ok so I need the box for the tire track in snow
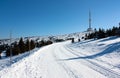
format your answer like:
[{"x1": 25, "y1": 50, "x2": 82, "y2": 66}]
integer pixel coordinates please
[
  {"x1": 52, "y1": 45, "x2": 82, "y2": 78},
  {"x1": 64, "y1": 45, "x2": 120, "y2": 78}
]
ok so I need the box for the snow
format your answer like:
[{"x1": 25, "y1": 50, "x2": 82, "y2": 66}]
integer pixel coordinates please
[
  {"x1": 1, "y1": 51, "x2": 6, "y2": 57},
  {"x1": 0, "y1": 31, "x2": 87, "y2": 45},
  {"x1": 0, "y1": 36, "x2": 120, "y2": 78},
  {"x1": 0, "y1": 48, "x2": 39, "y2": 71}
]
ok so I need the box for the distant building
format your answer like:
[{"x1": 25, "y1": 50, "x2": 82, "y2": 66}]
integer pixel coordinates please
[{"x1": 87, "y1": 10, "x2": 93, "y2": 32}]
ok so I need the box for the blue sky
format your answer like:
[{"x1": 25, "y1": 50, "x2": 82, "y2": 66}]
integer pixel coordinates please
[{"x1": 0, "y1": 0, "x2": 120, "y2": 39}]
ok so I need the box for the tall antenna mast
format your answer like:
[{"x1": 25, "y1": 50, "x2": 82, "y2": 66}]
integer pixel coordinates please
[
  {"x1": 89, "y1": 10, "x2": 91, "y2": 29},
  {"x1": 87, "y1": 9, "x2": 93, "y2": 32}
]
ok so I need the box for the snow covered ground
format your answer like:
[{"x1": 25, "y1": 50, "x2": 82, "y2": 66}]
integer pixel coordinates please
[
  {"x1": 0, "y1": 31, "x2": 87, "y2": 45},
  {"x1": 0, "y1": 36, "x2": 120, "y2": 78},
  {"x1": 0, "y1": 48, "x2": 39, "y2": 71}
]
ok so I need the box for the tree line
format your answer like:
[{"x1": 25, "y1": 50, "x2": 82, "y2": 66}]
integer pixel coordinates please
[
  {"x1": 70, "y1": 24, "x2": 120, "y2": 43},
  {"x1": 85, "y1": 26, "x2": 120, "y2": 40},
  {"x1": 0, "y1": 37, "x2": 53, "y2": 58}
]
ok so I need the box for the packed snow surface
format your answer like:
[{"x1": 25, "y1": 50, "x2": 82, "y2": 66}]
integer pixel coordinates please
[{"x1": 0, "y1": 36, "x2": 120, "y2": 78}]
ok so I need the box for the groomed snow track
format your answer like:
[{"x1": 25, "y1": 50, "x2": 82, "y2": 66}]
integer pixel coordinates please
[{"x1": 0, "y1": 40, "x2": 120, "y2": 78}]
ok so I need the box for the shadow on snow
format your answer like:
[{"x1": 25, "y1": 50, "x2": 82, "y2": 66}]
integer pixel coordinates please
[
  {"x1": 99, "y1": 36, "x2": 118, "y2": 42},
  {"x1": 63, "y1": 42, "x2": 120, "y2": 61}
]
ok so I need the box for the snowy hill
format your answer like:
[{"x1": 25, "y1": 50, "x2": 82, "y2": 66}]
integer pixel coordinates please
[
  {"x1": 0, "y1": 31, "x2": 87, "y2": 45},
  {"x1": 0, "y1": 48, "x2": 39, "y2": 71},
  {"x1": 0, "y1": 36, "x2": 120, "y2": 78}
]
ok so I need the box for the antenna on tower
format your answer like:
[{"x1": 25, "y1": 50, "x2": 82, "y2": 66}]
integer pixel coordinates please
[
  {"x1": 87, "y1": 9, "x2": 93, "y2": 32},
  {"x1": 89, "y1": 9, "x2": 91, "y2": 29}
]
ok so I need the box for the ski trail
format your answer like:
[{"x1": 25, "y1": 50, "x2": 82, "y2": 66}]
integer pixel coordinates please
[
  {"x1": 52, "y1": 43, "x2": 107, "y2": 78},
  {"x1": 0, "y1": 41, "x2": 119, "y2": 78},
  {"x1": 64, "y1": 44, "x2": 120, "y2": 78},
  {"x1": 52, "y1": 44, "x2": 83, "y2": 78}
]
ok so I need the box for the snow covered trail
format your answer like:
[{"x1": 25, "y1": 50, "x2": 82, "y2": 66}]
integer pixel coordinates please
[
  {"x1": 62, "y1": 45, "x2": 120, "y2": 78},
  {"x1": 0, "y1": 39, "x2": 120, "y2": 78},
  {"x1": 0, "y1": 42, "x2": 75, "y2": 78}
]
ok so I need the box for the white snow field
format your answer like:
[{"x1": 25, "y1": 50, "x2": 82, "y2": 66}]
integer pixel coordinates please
[{"x1": 0, "y1": 36, "x2": 120, "y2": 78}]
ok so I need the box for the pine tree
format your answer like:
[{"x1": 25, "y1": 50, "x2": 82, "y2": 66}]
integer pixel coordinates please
[
  {"x1": 46, "y1": 40, "x2": 53, "y2": 45},
  {"x1": 97, "y1": 28, "x2": 105, "y2": 39},
  {"x1": 36, "y1": 42, "x2": 40, "y2": 48},
  {"x1": 18, "y1": 37, "x2": 26, "y2": 53},
  {"x1": 12, "y1": 42, "x2": 20, "y2": 55},
  {"x1": 25, "y1": 39, "x2": 30, "y2": 51},
  {"x1": 30, "y1": 40, "x2": 35, "y2": 50},
  {"x1": 6, "y1": 47, "x2": 10, "y2": 57},
  {"x1": 117, "y1": 23, "x2": 120, "y2": 36},
  {"x1": 94, "y1": 28, "x2": 98, "y2": 39},
  {"x1": 78, "y1": 39, "x2": 80, "y2": 42},
  {"x1": 71, "y1": 38, "x2": 74, "y2": 43},
  {"x1": 111, "y1": 26, "x2": 117, "y2": 36},
  {"x1": 85, "y1": 34, "x2": 88, "y2": 40},
  {"x1": 40, "y1": 40, "x2": 45, "y2": 47}
]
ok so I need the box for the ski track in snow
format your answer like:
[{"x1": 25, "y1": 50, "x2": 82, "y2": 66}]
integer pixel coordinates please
[
  {"x1": 53, "y1": 45, "x2": 83, "y2": 78},
  {"x1": 0, "y1": 37, "x2": 120, "y2": 78},
  {"x1": 63, "y1": 44, "x2": 120, "y2": 78},
  {"x1": 52, "y1": 43, "x2": 107, "y2": 78}
]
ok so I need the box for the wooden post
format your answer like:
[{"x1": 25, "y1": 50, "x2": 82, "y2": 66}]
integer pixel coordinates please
[{"x1": 10, "y1": 31, "x2": 12, "y2": 64}]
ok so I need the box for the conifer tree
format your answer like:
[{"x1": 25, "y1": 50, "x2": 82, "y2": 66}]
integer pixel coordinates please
[
  {"x1": 46, "y1": 40, "x2": 53, "y2": 45},
  {"x1": 40, "y1": 40, "x2": 45, "y2": 47},
  {"x1": 85, "y1": 34, "x2": 88, "y2": 40},
  {"x1": 78, "y1": 39, "x2": 80, "y2": 42},
  {"x1": 18, "y1": 37, "x2": 26, "y2": 53},
  {"x1": 36, "y1": 42, "x2": 40, "y2": 48},
  {"x1": 97, "y1": 28, "x2": 105, "y2": 39},
  {"x1": 12, "y1": 42, "x2": 20, "y2": 55},
  {"x1": 71, "y1": 38, "x2": 74, "y2": 43},
  {"x1": 26, "y1": 39, "x2": 30, "y2": 51},
  {"x1": 30, "y1": 40, "x2": 35, "y2": 50},
  {"x1": 6, "y1": 47, "x2": 10, "y2": 57}
]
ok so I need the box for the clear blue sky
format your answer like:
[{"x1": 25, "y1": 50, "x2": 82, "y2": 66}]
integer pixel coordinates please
[{"x1": 0, "y1": 0, "x2": 120, "y2": 39}]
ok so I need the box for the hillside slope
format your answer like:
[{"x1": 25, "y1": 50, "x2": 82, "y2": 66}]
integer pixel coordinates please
[
  {"x1": 0, "y1": 31, "x2": 87, "y2": 45},
  {"x1": 0, "y1": 36, "x2": 120, "y2": 78}
]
